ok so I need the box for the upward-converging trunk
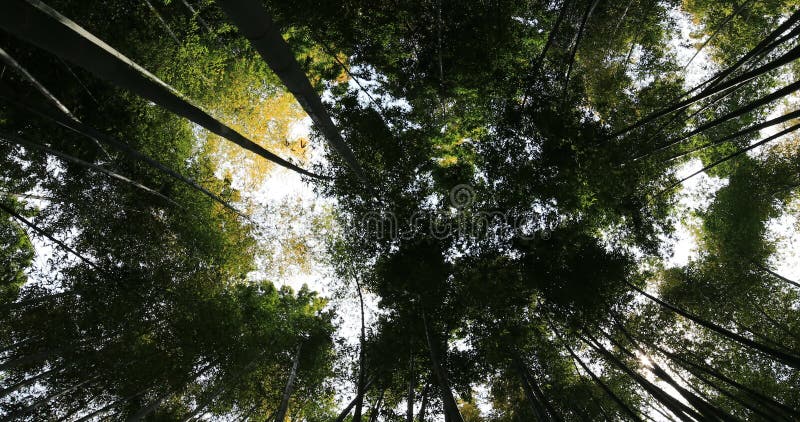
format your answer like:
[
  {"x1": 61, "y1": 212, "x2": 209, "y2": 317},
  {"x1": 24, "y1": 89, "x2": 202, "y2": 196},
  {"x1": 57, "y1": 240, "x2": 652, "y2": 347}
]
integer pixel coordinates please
[
  {"x1": 534, "y1": 0, "x2": 571, "y2": 68},
  {"x1": 549, "y1": 323, "x2": 643, "y2": 422},
  {"x1": 591, "y1": 330, "x2": 731, "y2": 421},
  {"x1": 275, "y1": 343, "x2": 303, "y2": 422},
  {"x1": 639, "y1": 17, "x2": 800, "y2": 149},
  {"x1": 686, "y1": 366, "x2": 791, "y2": 421},
  {"x1": 334, "y1": 378, "x2": 375, "y2": 422},
  {"x1": 179, "y1": 356, "x2": 264, "y2": 422},
  {"x1": 0, "y1": 202, "x2": 102, "y2": 273},
  {"x1": 6, "y1": 375, "x2": 99, "y2": 421},
  {"x1": 127, "y1": 358, "x2": 219, "y2": 421},
  {"x1": 661, "y1": 109, "x2": 800, "y2": 162},
  {"x1": 562, "y1": 0, "x2": 601, "y2": 99},
  {"x1": 0, "y1": 92, "x2": 249, "y2": 220},
  {"x1": 0, "y1": 0, "x2": 323, "y2": 179},
  {"x1": 667, "y1": 123, "x2": 800, "y2": 190},
  {"x1": 73, "y1": 387, "x2": 150, "y2": 422},
  {"x1": 0, "y1": 44, "x2": 117, "y2": 158},
  {"x1": 627, "y1": 281, "x2": 800, "y2": 369},
  {"x1": 0, "y1": 132, "x2": 179, "y2": 207},
  {"x1": 616, "y1": 39, "x2": 800, "y2": 136},
  {"x1": 754, "y1": 305, "x2": 800, "y2": 338},
  {"x1": 688, "y1": 9, "x2": 800, "y2": 97},
  {"x1": 407, "y1": 353, "x2": 415, "y2": 422},
  {"x1": 421, "y1": 309, "x2": 464, "y2": 422},
  {"x1": 352, "y1": 278, "x2": 367, "y2": 422},
  {"x1": 0, "y1": 46, "x2": 75, "y2": 120},
  {"x1": 141, "y1": 0, "x2": 179, "y2": 44},
  {"x1": 368, "y1": 389, "x2": 385, "y2": 422},
  {"x1": 216, "y1": 0, "x2": 368, "y2": 184},
  {"x1": 579, "y1": 335, "x2": 702, "y2": 422},
  {"x1": 512, "y1": 353, "x2": 553, "y2": 422},
  {"x1": 632, "y1": 75, "x2": 800, "y2": 163},
  {"x1": 0, "y1": 366, "x2": 61, "y2": 397},
  {"x1": 660, "y1": 78, "x2": 800, "y2": 153},
  {"x1": 754, "y1": 263, "x2": 800, "y2": 289},
  {"x1": 622, "y1": 323, "x2": 800, "y2": 422},
  {"x1": 418, "y1": 381, "x2": 431, "y2": 422},
  {"x1": 179, "y1": 0, "x2": 212, "y2": 35}
]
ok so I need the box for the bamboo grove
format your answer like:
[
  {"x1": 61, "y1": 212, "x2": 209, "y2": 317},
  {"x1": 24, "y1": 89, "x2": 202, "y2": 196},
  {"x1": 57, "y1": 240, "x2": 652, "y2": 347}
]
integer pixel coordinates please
[{"x1": 0, "y1": 0, "x2": 799, "y2": 420}]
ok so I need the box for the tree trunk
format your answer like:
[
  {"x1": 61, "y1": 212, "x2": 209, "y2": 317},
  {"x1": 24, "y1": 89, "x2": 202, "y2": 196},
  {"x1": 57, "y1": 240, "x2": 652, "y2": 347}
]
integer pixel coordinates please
[
  {"x1": 665, "y1": 78, "x2": 800, "y2": 150},
  {"x1": 0, "y1": 202, "x2": 103, "y2": 272},
  {"x1": 551, "y1": 324, "x2": 643, "y2": 422},
  {"x1": 534, "y1": 0, "x2": 570, "y2": 68},
  {"x1": 368, "y1": 389, "x2": 385, "y2": 422},
  {"x1": 616, "y1": 42, "x2": 800, "y2": 136},
  {"x1": 731, "y1": 319, "x2": 794, "y2": 355},
  {"x1": 141, "y1": 0, "x2": 179, "y2": 44},
  {"x1": 127, "y1": 359, "x2": 218, "y2": 421},
  {"x1": 612, "y1": 0, "x2": 634, "y2": 35},
  {"x1": 622, "y1": 325, "x2": 800, "y2": 421},
  {"x1": 333, "y1": 377, "x2": 374, "y2": 422},
  {"x1": 754, "y1": 262, "x2": 800, "y2": 289},
  {"x1": 579, "y1": 334, "x2": 702, "y2": 422},
  {"x1": 659, "y1": 108, "x2": 800, "y2": 163},
  {"x1": 668, "y1": 122, "x2": 800, "y2": 190},
  {"x1": 418, "y1": 381, "x2": 431, "y2": 422},
  {"x1": 0, "y1": 0, "x2": 323, "y2": 179},
  {"x1": 216, "y1": 0, "x2": 368, "y2": 184},
  {"x1": 562, "y1": 0, "x2": 601, "y2": 99},
  {"x1": 754, "y1": 305, "x2": 799, "y2": 338},
  {"x1": 0, "y1": 46, "x2": 75, "y2": 119},
  {"x1": 0, "y1": 44, "x2": 113, "y2": 158},
  {"x1": 179, "y1": 0, "x2": 212, "y2": 35},
  {"x1": 274, "y1": 343, "x2": 303, "y2": 422},
  {"x1": 648, "y1": 363, "x2": 732, "y2": 421},
  {"x1": 689, "y1": 10, "x2": 800, "y2": 96},
  {"x1": 0, "y1": 91, "x2": 248, "y2": 219},
  {"x1": 6, "y1": 375, "x2": 97, "y2": 420},
  {"x1": 74, "y1": 388, "x2": 149, "y2": 422},
  {"x1": 682, "y1": 0, "x2": 755, "y2": 70},
  {"x1": 512, "y1": 353, "x2": 551, "y2": 421},
  {"x1": 0, "y1": 337, "x2": 37, "y2": 355},
  {"x1": 180, "y1": 356, "x2": 264, "y2": 422},
  {"x1": 0, "y1": 131, "x2": 179, "y2": 207},
  {"x1": 595, "y1": 328, "x2": 731, "y2": 421},
  {"x1": 627, "y1": 281, "x2": 800, "y2": 368},
  {"x1": 407, "y1": 353, "x2": 415, "y2": 422},
  {"x1": 421, "y1": 309, "x2": 464, "y2": 422},
  {"x1": 0, "y1": 366, "x2": 60, "y2": 397},
  {"x1": 684, "y1": 363, "x2": 792, "y2": 421},
  {"x1": 353, "y1": 278, "x2": 367, "y2": 422}
]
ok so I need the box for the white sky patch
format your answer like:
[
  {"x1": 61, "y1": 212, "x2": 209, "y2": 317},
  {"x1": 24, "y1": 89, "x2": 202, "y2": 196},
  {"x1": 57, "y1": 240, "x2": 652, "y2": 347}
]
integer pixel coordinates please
[
  {"x1": 228, "y1": 105, "x2": 387, "y2": 407},
  {"x1": 473, "y1": 383, "x2": 493, "y2": 414},
  {"x1": 661, "y1": 159, "x2": 728, "y2": 268},
  {"x1": 512, "y1": 16, "x2": 539, "y2": 28},
  {"x1": 14, "y1": 158, "x2": 76, "y2": 294},
  {"x1": 669, "y1": 7, "x2": 715, "y2": 90},
  {"x1": 766, "y1": 210, "x2": 800, "y2": 281}
]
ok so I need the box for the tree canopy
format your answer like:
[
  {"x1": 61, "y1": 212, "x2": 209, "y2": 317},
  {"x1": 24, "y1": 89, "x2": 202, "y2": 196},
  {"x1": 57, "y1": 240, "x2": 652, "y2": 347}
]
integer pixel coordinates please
[{"x1": 1, "y1": 0, "x2": 799, "y2": 420}]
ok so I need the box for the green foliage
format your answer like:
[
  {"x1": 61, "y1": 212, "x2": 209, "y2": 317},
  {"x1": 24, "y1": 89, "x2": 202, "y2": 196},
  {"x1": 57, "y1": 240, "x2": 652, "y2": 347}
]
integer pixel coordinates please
[{"x1": 2, "y1": 0, "x2": 800, "y2": 420}]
